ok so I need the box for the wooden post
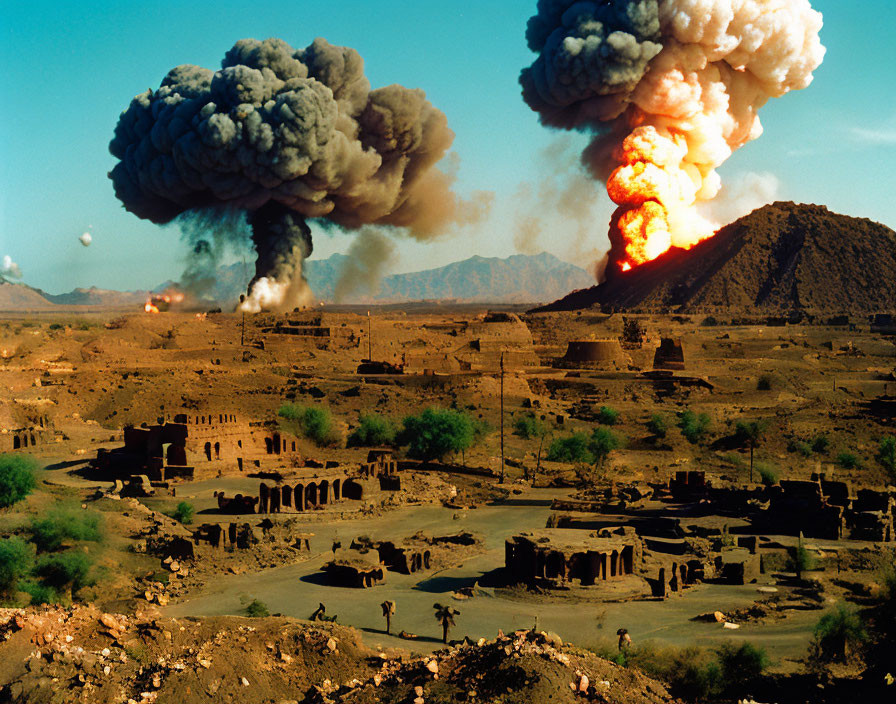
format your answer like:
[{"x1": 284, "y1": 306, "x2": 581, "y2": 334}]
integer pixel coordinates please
[
  {"x1": 367, "y1": 310, "x2": 372, "y2": 360},
  {"x1": 500, "y1": 351, "x2": 505, "y2": 484}
]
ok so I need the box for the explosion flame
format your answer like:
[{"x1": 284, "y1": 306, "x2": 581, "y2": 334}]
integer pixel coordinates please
[{"x1": 521, "y1": 0, "x2": 826, "y2": 274}]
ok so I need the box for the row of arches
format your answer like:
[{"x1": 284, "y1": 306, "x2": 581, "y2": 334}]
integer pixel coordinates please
[
  {"x1": 191, "y1": 413, "x2": 237, "y2": 425},
  {"x1": 12, "y1": 432, "x2": 37, "y2": 450},
  {"x1": 203, "y1": 441, "x2": 221, "y2": 461},
  {"x1": 259, "y1": 478, "x2": 360, "y2": 513},
  {"x1": 264, "y1": 433, "x2": 298, "y2": 455}
]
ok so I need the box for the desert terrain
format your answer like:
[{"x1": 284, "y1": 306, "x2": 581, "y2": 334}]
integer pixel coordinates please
[{"x1": 1, "y1": 297, "x2": 894, "y2": 703}]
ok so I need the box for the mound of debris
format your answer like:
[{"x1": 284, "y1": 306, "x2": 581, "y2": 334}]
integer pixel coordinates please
[
  {"x1": 0, "y1": 605, "x2": 377, "y2": 704},
  {"x1": 535, "y1": 202, "x2": 896, "y2": 315},
  {"x1": 312, "y1": 629, "x2": 674, "y2": 704}
]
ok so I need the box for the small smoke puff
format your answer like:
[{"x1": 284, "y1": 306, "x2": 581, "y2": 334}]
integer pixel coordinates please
[
  {"x1": 79, "y1": 232, "x2": 92, "y2": 247},
  {"x1": 1, "y1": 255, "x2": 22, "y2": 279}
]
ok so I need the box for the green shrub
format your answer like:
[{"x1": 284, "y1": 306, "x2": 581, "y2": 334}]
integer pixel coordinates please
[
  {"x1": 667, "y1": 647, "x2": 722, "y2": 701},
  {"x1": 755, "y1": 462, "x2": 779, "y2": 487},
  {"x1": 19, "y1": 581, "x2": 57, "y2": 605},
  {"x1": 546, "y1": 433, "x2": 593, "y2": 464},
  {"x1": 589, "y1": 427, "x2": 623, "y2": 467},
  {"x1": 813, "y1": 602, "x2": 867, "y2": 662},
  {"x1": 347, "y1": 414, "x2": 397, "y2": 447},
  {"x1": 646, "y1": 414, "x2": 668, "y2": 439},
  {"x1": 722, "y1": 452, "x2": 746, "y2": 469},
  {"x1": 836, "y1": 451, "x2": 861, "y2": 470},
  {"x1": 0, "y1": 454, "x2": 37, "y2": 508},
  {"x1": 278, "y1": 404, "x2": 340, "y2": 447},
  {"x1": 788, "y1": 545, "x2": 817, "y2": 579},
  {"x1": 596, "y1": 406, "x2": 619, "y2": 425},
  {"x1": 677, "y1": 410, "x2": 711, "y2": 445},
  {"x1": 513, "y1": 414, "x2": 547, "y2": 440},
  {"x1": 811, "y1": 434, "x2": 830, "y2": 454},
  {"x1": 33, "y1": 551, "x2": 93, "y2": 594},
  {"x1": 171, "y1": 502, "x2": 194, "y2": 526},
  {"x1": 399, "y1": 408, "x2": 478, "y2": 463},
  {"x1": 30, "y1": 509, "x2": 104, "y2": 552},
  {"x1": 876, "y1": 436, "x2": 896, "y2": 479},
  {"x1": 787, "y1": 439, "x2": 812, "y2": 457},
  {"x1": 757, "y1": 374, "x2": 774, "y2": 390},
  {"x1": 0, "y1": 537, "x2": 34, "y2": 597},
  {"x1": 701, "y1": 316, "x2": 719, "y2": 327},
  {"x1": 716, "y1": 642, "x2": 768, "y2": 691},
  {"x1": 245, "y1": 599, "x2": 270, "y2": 617}
]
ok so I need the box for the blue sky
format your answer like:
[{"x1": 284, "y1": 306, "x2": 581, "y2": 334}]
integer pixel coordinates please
[{"x1": 1, "y1": 0, "x2": 894, "y2": 294}]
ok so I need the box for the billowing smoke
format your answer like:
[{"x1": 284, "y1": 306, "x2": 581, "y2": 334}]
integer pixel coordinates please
[
  {"x1": 110, "y1": 37, "x2": 481, "y2": 311},
  {"x1": 1, "y1": 255, "x2": 22, "y2": 279},
  {"x1": 521, "y1": 0, "x2": 825, "y2": 275},
  {"x1": 333, "y1": 227, "x2": 397, "y2": 302},
  {"x1": 79, "y1": 232, "x2": 92, "y2": 247}
]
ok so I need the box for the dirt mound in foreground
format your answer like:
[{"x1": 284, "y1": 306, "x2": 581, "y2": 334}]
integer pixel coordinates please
[
  {"x1": 0, "y1": 606, "x2": 676, "y2": 703},
  {"x1": 535, "y1": 202, "x2": 896, "y2": 315}
]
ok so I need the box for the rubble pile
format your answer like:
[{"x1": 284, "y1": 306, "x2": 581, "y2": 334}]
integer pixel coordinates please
[{"x1": 309, "y1": 629, "x2": 674, "y2": 704}]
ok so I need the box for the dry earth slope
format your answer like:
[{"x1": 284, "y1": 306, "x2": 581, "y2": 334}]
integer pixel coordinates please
[{"x1": 535, "y1": 202, "x2": 896, "y2": 315}]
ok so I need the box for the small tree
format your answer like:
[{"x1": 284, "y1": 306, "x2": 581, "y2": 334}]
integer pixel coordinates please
[
  {"x1": 0, "y1": 537, "x2": 33, "y2": 599},
  {"x1": 811, "y1": 434, "x2": 830, "y2": 454},
  {"x1": 546, "y1": 433, "x2": 593, "y2": 464},
  {"x1": 596, "y1": 406, "x2": 619, "y2": 425},
  {"x1": 755, "y1": 462, "x2": 779, "y2": 487},
  {"x1": 589, "y1": 427, "x2": 623, "y2": 469},
  {"x1": 788, "y1": 544, "x2": 817, "y2": 580},
  {"x1": 245, "y1": 599, "x2": 270, "y2": 617},
  {"x1": 513, "y1": 414, "x2": 551, "y2": 482},
  {"x1": 433, "y1": 603, "x2": 459, "y2": 644},
  {"x1": 33, "y1": 551, "x2": 93, "y2": 598},
  {"x1": 836, "y1": 451, "x2": 861, "y2": 470},
  {"x1": 677, "y1": 410, "x2": 711, "y2": 445},
  {"x1": 399, "y1": 408, "x2": 477, "y2": 463},
  {"x1": 0, "y1": 454, "x2": 37, "y2": 508},
  {"x1": 278, "y1": 403, "x2": 340, "y2": 447},
  {"x1": 381, "y1": 600, "x2": 396, "y2": 635},
  {"x1": 646, "y1": 413, "x2": 668, "y2": 440},
  {"x1": 30, "y1": 509, "x2": 104, "y2": 552},
  {"x1": 735, "y1": 419, "x2": 769, "y2": 483},
  {"x1": 716, "y1": 642, "x2": 768, "y2": 692},
  {"x1": 813, "y1": 602, "x2": 867, "y2": 662},
  {"x1": 347, "y1": 414, "x2": 396, "y2": 447},
  {"x1": 876, "y1": 436, "x2": 896, "y2": 480},
  {"x1": 171, "y1": 502, "x2": 194, "y2": 525}
]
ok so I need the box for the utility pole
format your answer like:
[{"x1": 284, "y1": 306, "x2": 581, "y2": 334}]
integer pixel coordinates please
[
  {"x1": 500, "y1": 351, "x2": 505, "y2": 484},
  {"x1": 367, "y1": 310, "x2": 372, "y2": 360},
  {"x1": 239, "y1": 295, "x2": 246, "y2": 346}
]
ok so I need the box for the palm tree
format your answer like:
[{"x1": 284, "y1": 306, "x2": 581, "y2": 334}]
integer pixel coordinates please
[
  {"x1": 433, "y1": 603, "x2": 459, "y2": 644},
  {"x1": 735, "y1": 419, "x2": 769, "y2": 483},
  {"x1": 381, "y1": 600, "x2": 395, "y2": 635}
]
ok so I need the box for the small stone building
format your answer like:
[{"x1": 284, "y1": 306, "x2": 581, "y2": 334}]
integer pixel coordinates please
[{"x1": 505, "y1": 529, "x2": 641, "y2": 586}]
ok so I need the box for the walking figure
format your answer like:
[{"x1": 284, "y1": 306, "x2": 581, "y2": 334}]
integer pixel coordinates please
[{"x1": 617, "y1": 628, "x2": 632, "y2": 651}]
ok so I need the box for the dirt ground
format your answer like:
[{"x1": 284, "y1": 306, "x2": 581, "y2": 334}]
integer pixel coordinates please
[{"x1": 1, "y1": 306, "x2": 894, "y2": 702}]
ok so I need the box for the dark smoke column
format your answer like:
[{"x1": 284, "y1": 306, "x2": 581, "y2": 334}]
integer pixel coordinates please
[{"x1": 109, "y1": 37, "x2": 467, "y2": 312}]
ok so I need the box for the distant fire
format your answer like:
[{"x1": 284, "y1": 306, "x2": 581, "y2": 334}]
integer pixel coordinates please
[{"x1": 143, "y1": 291, "x2": 184, "y2": 314}]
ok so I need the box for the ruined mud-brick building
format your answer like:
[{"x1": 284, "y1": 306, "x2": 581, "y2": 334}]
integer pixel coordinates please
[
  {"x1": 556, "y1": 339, "x2": 629, "y2": 369},
  {"x1": 653, "y1": 338, "x2": 685, "y2": 371},
  {"x1": 404, "y1": 312, "x2": 539, "y2": 373},
  {"x1": 0, "y1": 410, "x2": 55, "y2": 453},
  {"x1": 324, "y1": 557, "x2": 384, "y2": 588},
  {"x1": 258, "y1": 450, "x2": 400, "y2": 514},
  {"x1": 93, "y1": 412, "x2": 302, "y2": 482},
  {"x1": 505, "y1": 529, "x2": 641, "y2": 586}
]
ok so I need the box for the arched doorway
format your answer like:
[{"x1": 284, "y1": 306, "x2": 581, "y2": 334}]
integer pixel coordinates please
[
  {"x1": 294, "y1": 484, "x2": 304, "y2": 511},
  {"x1": 281, "y1": 485, "x2": 292, "y2": 509},
  {"x1": 204, "y1": 442, "x2": 212, "y2": 461},
  {"x1": 305, "y1": 483, "x2": 318, "y2": 508},
  {"x1": 214, "y1": 441, "x2": 220, "y2": 459},
  {"x1": 319, "y1": 480, "x2": 329, "y2": 505}
]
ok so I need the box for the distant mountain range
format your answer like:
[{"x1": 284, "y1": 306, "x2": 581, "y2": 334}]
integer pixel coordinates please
[{"x1": 0, "y1": 252, "x2": 595, "y2": 310}]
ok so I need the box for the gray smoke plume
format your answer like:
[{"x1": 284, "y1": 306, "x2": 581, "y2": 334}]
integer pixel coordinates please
[
  {"x1": 521, "y1": 0, "x2": 662, "y2": 127},
  {"x1": 333, "y1": 227, "x2": 397, "y2": 302},
  {"x1": 110, "y1": 37, "x2": 480, "y2": 311}
]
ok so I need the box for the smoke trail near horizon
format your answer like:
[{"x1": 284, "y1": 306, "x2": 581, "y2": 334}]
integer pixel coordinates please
[
  {"x1": 2, "y1": 255, "x2": 22, "y2": 279},
  {"x1": 521, "y1": 0, "x2": 826, "y2": 275},
  {"x1": 110, "y1": 37, "x2": 486, "y2": 311}
]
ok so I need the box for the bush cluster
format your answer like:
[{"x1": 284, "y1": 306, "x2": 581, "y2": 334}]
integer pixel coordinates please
[
  {"x1": 0, "y1": 454, "x2": 37, "y2": 508},
  {"x1": 347, "y1": 414, "x2": 397, "y2": 447},
  {"x1": 278, "y1": 403, "x2": 340, "y2": 447}
]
